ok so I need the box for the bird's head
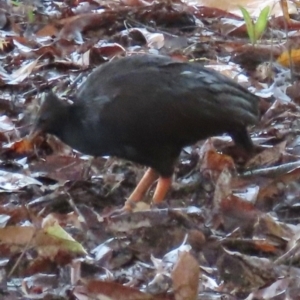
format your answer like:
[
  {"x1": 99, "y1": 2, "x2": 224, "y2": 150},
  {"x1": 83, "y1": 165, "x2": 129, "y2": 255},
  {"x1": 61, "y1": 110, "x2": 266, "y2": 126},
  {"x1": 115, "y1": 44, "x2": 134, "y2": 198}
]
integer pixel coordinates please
[{"x1": 30, "y1": 91, "x2": 70, "y2": 139}]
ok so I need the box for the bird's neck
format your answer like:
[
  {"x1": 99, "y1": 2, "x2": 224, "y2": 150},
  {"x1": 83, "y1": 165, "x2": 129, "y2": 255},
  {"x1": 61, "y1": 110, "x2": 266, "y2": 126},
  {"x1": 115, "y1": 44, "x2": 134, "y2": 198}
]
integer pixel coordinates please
[{"x1": 57, "y1": 105, "x2": 108, "y2": 156}]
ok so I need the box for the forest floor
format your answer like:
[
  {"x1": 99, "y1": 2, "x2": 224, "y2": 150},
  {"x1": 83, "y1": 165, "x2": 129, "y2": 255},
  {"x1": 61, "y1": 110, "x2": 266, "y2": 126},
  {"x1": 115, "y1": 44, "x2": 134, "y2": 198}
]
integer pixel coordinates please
[{"x1": 1, "y1": 0, "x2": 300, "y2": 299}]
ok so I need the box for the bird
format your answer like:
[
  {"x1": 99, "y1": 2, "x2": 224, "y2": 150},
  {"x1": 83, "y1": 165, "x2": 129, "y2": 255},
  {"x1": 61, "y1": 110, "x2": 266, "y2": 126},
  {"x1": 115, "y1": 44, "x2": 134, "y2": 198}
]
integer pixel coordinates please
[{"x1": 31, "y1": 54, "x2": 259, "y2": 211}]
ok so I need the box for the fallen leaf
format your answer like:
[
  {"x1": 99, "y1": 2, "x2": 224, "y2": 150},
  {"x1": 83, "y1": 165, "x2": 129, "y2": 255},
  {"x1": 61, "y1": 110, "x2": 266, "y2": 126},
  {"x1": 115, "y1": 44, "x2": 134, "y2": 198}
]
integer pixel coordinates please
[{"x1": 172, "y1": 251, "x2": 199, "y2": 300}]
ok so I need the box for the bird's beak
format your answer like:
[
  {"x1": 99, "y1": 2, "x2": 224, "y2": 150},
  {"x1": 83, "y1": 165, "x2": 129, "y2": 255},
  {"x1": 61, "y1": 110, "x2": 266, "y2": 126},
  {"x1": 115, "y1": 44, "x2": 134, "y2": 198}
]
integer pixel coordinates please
[{"x1": 28, "y1": 126, "x2": 42, "y2": 142}]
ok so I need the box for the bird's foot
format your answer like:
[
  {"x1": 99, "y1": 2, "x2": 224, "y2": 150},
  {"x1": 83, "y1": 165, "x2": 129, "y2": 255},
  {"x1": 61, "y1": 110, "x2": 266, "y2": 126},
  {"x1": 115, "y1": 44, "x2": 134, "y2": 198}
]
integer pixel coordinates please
[
  {"x1": 123, "y1": 198, "x2": 138, "y2": 211},
  {"x1": 150, "y1": 201, "x2": 169, "y2": 210},
  {"x1": 102, "y1": 199, "x2": 138, "y2": 219}
]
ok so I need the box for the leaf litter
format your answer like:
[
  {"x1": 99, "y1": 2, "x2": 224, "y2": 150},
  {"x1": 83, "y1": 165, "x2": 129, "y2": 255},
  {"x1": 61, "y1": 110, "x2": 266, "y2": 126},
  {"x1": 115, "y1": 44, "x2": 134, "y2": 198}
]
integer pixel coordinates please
[{"x1": 1, "y1": 0, "x2": 300, "y2": 299}]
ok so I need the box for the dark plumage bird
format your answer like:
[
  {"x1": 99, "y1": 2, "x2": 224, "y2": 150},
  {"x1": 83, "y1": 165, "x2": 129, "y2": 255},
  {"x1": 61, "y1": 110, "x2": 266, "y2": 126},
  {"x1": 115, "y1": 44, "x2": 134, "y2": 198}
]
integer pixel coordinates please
[{"x1": 32, "y1": 54, "x2": 259, "y2": 210}]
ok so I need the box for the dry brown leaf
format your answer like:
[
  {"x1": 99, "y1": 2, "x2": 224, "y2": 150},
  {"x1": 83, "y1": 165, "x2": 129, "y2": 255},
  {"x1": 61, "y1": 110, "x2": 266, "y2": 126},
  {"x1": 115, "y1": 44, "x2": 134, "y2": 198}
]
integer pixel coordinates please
[
  {"x1": 217, "y1": 248, "x2": 278, "y2": 290},
  {"x1": 0, "y1": 115, "x2": 14, "y2": 132},
  {"x1": 256, "y1": 167, "x2": 300, "y2": 205},
  {"x1": 7, "y1": 57, "x2": 41, "y2": 84},
  {"x1": 9, "y1": 138, "x2": 33, "y2": 154},
  {"x1": 58, "y1": 12, "x2": 117, "y2": 41},
  {"x1": 36, "y1": 23, "x2": 60, "y2": 37},
  {"x1": 0, "y1": 170, "x2": 42, "y2": 191},
  {"x1": 121, "y1": 0, "x2": 152, "y2": 6},
  {"x1": 193, "y1": 0, "x2": 296, "y2": 17},
  {"x1": 221, "y1": 195, "x2": 257, "y2": 216},
  {"x1": 219, "y1": 194, "x2": 259, "y2": 233},
  {"x1": 254, "y1": 214, "x2": 294, "y2": 241},
  {"x1": 201, "y1": 149, "x2": 236, "y2": 178},
  {"x1": 81, "y1": 280, "x2": 169, "y2": 300},
  {"x1": 0, "y1": 226, "x2": 36, "y2": 245},
  {"x1": 172, "y1": 251, "x2": 199, "y2": 300},
  {"x1": 280, "y1": 0, "x2": 290, "y2": 22},
  {"x1": 253, "y1": 240, "x2": 278, "y2": 254},
  {"x1": 213, "y1": 167, "x2": 232, "y2": 210},
  {"x1": 246, "y1": 141, "x2": 286, "y2": 169},
  {"x1": 277, "y1": 48, "x2": 300, "y2": 67}
]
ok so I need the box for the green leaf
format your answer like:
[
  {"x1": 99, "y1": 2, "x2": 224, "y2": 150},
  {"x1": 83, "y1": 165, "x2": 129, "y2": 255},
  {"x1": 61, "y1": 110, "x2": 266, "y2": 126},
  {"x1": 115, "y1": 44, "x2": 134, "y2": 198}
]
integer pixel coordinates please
[
  {"x1": 27, "y1": 10, "x2": 35, "y2": 23},
  {"x1": 254, "y1": 6, "x2": 270, "y2": 40},
  {"x1": 10, "y1": 0, "x2": 20, "y2": 6},
  {"x1": 239, "y1": 6, "x2": 255, "y2": 45},
  {"x1": 45, "y1": 222, "x2": 87, "y2": 255}
]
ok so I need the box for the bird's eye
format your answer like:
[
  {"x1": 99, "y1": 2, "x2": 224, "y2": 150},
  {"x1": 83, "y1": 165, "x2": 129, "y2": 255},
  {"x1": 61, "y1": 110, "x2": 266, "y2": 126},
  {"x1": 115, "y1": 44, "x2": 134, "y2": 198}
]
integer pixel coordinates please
[{"x1": 37, "y1": 116, "x2": 47, "y2": 127}]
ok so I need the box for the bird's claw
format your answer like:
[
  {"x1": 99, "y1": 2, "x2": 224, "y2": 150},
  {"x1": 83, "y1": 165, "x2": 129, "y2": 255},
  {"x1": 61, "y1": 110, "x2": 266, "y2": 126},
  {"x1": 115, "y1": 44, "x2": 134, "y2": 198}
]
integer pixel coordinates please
[{"x1": 102, "y1": 199, "x2": 136, "y2": 219}]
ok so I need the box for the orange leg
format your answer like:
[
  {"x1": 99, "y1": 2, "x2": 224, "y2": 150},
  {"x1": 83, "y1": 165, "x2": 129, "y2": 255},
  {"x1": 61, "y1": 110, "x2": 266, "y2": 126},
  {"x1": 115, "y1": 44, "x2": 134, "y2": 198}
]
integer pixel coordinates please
[
  {"x1": 153, "y1": 176, "x2": 172, "y2": 204},
  {"x1": 124, "y1": 168, "x2": 159, "y2": 210}
]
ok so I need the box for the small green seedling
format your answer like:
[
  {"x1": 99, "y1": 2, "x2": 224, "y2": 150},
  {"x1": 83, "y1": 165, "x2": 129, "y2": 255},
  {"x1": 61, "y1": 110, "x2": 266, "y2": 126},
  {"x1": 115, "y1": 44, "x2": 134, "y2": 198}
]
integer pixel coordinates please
[
  {"x1": 11, "y1": 0, "x2": 35, "y2": 23},
  {"x1": 27, "y1": 9, "x2": 35, "y2": 23},
  {"x1": 239, "y1": 6, "x2": 270, "y2": 45}
]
